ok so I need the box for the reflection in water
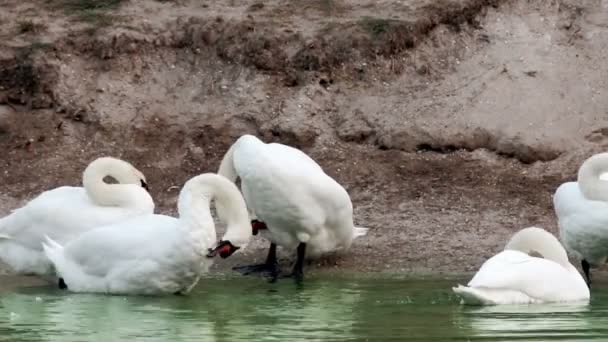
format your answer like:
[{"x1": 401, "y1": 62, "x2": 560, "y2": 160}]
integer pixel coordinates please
[
  {"x1": 455, "y1": 295, "x2": 608, "y2": 341},
  {"x1": 455, "y1": 303, "x2": 592, "y2": 340},
  {"x1": 1, "y1": 276, "x2": 608, "y2": 341}
]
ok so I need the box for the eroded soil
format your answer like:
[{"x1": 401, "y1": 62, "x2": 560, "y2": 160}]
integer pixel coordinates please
[{"x1": 1, "y1": 0, "x2": 608, "y2": 280}]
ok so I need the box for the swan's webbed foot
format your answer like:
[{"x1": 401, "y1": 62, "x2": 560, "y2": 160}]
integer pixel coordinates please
[
  {"x1": 233, "y1": 263, "x2": 280, "y2": 277},
  {"x1": 233, "y1": 242, "x2": 279, "y2": 278},
  {"x1": 582, "y1": 259, "x2": 592, "y2": 288},
  {"x1": 278, "y1": 268, "x2": 304, "y2": 283},
  {"x1": 58, "y1": 278, "x2": 68, "y2": 290}
]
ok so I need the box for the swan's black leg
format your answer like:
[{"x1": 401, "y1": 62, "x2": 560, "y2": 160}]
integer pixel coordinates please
[
  {"x1": 291, "y1": 242, "x2": 306, "y2": 282},
  {"x1": 582, "y1": 259, "x2": 592, "y2": 288},
  {"x1": 279, "y1": 243, "x2": 306, "y2": 282},
  {"x1": 233, "y1": 243, "x2": 279, "y2": 278},
  {"x1": 58, "y1": 278, "x2": 68, "y2": 290}
]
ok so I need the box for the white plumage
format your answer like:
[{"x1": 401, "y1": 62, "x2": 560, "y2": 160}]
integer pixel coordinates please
[
  {"x1": 218, "y1": 134, "x2": 368, "y2": 278},
  {"x1": 0, "y1": 157, "x2": 153, "y2": 275},
  {"x1": 453, "y1": 227, "x2": 589, "y2": 305},
  {"x1": 42, "y1": 173, "x2": 252, "y2": 295},
  {"x1": 553, "y1": 153, "x2": 608, "y2": 285}
]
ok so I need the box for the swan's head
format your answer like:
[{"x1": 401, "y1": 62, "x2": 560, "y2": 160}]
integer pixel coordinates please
[
  {"x1": 206, "y1": 221, "x2": 251, "y2": 259},
  {"x1": 90, "y1": 157, "x2": 150, "y2": 192},
  {"x1": 504, "y1": 226, "x2": 570, "y2": 267},
  {"x1": 119, "y1": 165, "x2": 149, "y2": 192},
  {"x1": 206, "y1": 240, "x2": 241, "y2": 259},
  {"x1": 131, "y1": 169, "x2": 150, "y2": 192},
  {"x1": 207, "y1": 220, "x2": 265, "y2": 258},
  {"x1": 180, "y1": 173, "x2": 252, "y2": 259}
]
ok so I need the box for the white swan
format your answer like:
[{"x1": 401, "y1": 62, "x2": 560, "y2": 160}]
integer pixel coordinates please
[
  {"x1": 218, "y1": 134, "x2": 369, "y2": 280},
  {"x1": 42, "y1": 173, "x2": 252, "y2": 295},
  {"x1": 453, "y1": 227, "x2": 590, "y2": 305},
  {"x1": 0, "y1": 157, "x2": 153, "y2": 276},
  {"x1": 553, "y1": 152, "x2": 608, "y2": 286}
]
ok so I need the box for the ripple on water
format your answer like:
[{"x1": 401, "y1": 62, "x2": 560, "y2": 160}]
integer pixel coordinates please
[{"x1": 0, "y1": 276, "x2": 607, "y2": 341}]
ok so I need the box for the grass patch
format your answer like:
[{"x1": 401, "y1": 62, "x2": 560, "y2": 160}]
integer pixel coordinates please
[
  {"x1": 359, "y1": 16, "x2": 398, "y2": 36},
  {"x1": 76, "y1": 9, "x2": 118, "y2": 27},
  {"x1": 317, "y1": 0, "x2": 335, "y2": 15},
  {"x1": 50, "y1": 0, "x2": 126, "y2": 27},
  {"x1": 59, "y1": 0, "x2": 125, "y2": 12},
  {"x1": 17, "y1": 20, "x2": 47, "y2": 34},
  {"x1": 14, "y1": 41, "x2": 53, "y2": 63}
]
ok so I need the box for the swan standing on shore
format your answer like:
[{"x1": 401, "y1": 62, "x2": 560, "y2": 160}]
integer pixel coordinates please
[
  {"x1": 218, "y1": 134, "x2": 368, "y2": 281},
  {"x1": 453, "y1": 227, "x2": 590, "y2": 305},
  {"x1": 553, "y1": 153, "x2": 608, "y2": 287},
  {"x1": 0, "y1": 157, "x2": 153, "y2": 275},
  {"x1": 42, "y1": 173, "x2": 252, "y2": 295}
]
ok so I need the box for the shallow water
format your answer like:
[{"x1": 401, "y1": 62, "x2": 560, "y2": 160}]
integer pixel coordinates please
[{"x1": 1, "y1": 275, "x2": 608, "y2": 341}]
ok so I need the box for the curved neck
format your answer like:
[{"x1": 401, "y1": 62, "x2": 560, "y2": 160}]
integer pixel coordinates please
[
  {"x1": 504, "y1": 227, "x2": 570, "y2": 268},
  {"x1": 177, "y1": 174, "x2": 251, "y2": 247},
  {"x1": 82, "y1": 158, "x2": 143, "y2": 207},
  {"x1": 578, "y1": 153, "x2": 608, "y2": 201},
  {"x1": 217, "y1": 142, "x2": 238, "y2": 183}
]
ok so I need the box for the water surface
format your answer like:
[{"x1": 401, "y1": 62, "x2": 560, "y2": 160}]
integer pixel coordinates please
[{"x1": 1, "y1": 275, "x2": 607, "y2": 341}]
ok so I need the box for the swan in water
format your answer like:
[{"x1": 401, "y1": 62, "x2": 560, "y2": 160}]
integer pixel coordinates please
[
  {"x1": 218, "y1": 134, "x2": 368, "y2": 281},
  {"x1": 453, "y1": 227, "x2": 589, "y2": 305},
  {"x1": 42, "y1": 173, "x2": 252, "y2": 295},
  {"x1": 0, "y1": 157, "x2": 153, "y2": 275},
  {"x1": 553, "y1": 152, "x2": 608, "y2": 287}
]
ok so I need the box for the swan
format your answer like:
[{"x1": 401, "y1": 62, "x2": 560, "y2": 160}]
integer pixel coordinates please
[
  {"x1": 553, "y1": 152, "x2": 608, "y2": 287},
  {"x1": 452, "y1": 227, "x2": 589, "y2": 305},
  {"x1": 217, "y1": 134, "x2": 369, "y2": 281},
  {"x1": 0, "y1": 157, "x2": 153, "y2": 276},
  {"x1": 42, "y1": 173, "x2": 252, "y2": 295}
]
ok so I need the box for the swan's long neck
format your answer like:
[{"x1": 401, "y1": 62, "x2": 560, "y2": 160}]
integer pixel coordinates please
[
  {"x1": 82, "y1": 158, "x2": 140, "y2": 207},
  {"x1": 578, "y1": 153, "x2": 608, "y2": 201},
  {"x1": 177, "y1": 174, "x2": 251, "y2": 248},
  {"x1": 177, "y1": 185, "x2": 216, "y2": 248},
  {"x1": 217, "y1": 142, "x2": 239, "y2": 183},
  {"x1": 504, "y1": 227, "x2": 570, "y2": 268}
]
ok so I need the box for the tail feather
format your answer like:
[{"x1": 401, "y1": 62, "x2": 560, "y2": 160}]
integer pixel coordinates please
[
  {"x1": 42, "y1": 235, "x2": 64, "y2": 265},
  {"x1": 452, "y1": 285, "x2": 536, "y2": 305},
  {"x1": 42, "y1": 235, "x2": 63, "y2": 250},
  {"x1": 353, "y1": 226, "x2": 369, "y2": 239},
  {"x1": 452, "y1": 285, "x2": 491, "y2": 305},
  {"x1": 0, "y1": 215, "x2": 11, "y2": 239},
  {"x1": 41, "y1": 236, "x2": 66, "y2": 279}
]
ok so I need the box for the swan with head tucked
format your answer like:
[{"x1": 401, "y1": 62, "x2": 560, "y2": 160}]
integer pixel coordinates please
[
  {"x1": 553, "y1": 152, "x2": 608, "y2": 287},
  {"x1": 0, "y1": 157, "x2": 153, "y2": 275},
  {"x1": 217, "y1": 134, "x2": 369, "y2": 281},
  {"x1": 452, "y1": 227, "x2": 589, "y2": 305},
  {"x1": 42, "y1": 173, "x2": 252, "y2": 295}
]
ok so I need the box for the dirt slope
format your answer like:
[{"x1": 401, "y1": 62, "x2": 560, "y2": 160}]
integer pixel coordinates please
[{"x1": 1, "y1": 0, "x2": 608, "y2": 277}]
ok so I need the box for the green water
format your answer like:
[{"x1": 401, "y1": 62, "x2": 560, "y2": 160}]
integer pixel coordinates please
[{"x1": 1, "y1": 275, "x2": 608, "y2": 341}]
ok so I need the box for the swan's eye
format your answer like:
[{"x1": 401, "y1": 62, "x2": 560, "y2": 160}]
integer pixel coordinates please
[{"x1": 140, "y1": 180, "x2": 150, "y2": 192}]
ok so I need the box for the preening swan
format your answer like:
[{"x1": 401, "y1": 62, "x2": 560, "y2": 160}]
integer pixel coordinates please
[
  {"x1": 452, "y1": 227, "x2": 589, "y2": 305},
  {"x1": 42, "y1": 173, "x2": 252, "y2": 295},
  {"x1": 0, "y1": 157, "x2": 153, "y2": 275},
  {"x1": 218, "y1": 134, "x2": 368, "y2": 281},
  {"x1": 553, "y1": 152, "x2": 608, "y2": 287}
]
